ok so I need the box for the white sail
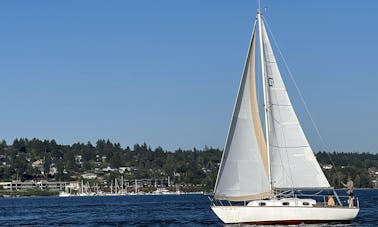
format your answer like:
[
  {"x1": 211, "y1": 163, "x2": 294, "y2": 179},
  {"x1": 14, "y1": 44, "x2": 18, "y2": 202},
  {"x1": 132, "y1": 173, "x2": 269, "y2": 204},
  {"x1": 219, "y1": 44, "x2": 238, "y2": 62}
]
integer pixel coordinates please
[
  {"x1": 214, "y1": 25, "x2": 270, "y2": 201},
  {"x1": 259, "y1": 19, "x2": 330, "y2": 189},
  {"x1": 211, "y1": 9, "x2": 359, "y2": 225}
]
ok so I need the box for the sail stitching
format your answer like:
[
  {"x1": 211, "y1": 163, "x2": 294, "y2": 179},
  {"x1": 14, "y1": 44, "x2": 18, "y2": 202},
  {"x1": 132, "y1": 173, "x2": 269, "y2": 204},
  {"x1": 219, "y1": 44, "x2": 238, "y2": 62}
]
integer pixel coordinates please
[{"x1": 270, "y1": 145, "x2": 310, "y2": 148}]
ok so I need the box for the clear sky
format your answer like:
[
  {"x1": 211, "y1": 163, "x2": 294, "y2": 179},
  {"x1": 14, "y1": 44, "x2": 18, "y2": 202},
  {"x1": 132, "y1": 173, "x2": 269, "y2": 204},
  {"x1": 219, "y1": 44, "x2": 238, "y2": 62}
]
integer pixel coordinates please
[{"x1": 0, "y1": 1, "x2": 377, "y2": 152}]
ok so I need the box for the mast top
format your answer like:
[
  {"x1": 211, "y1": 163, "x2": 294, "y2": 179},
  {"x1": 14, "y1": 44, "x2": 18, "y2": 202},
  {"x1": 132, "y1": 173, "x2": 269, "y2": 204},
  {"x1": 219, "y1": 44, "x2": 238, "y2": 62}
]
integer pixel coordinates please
[
  {"x1": 257, "y1": 0, "x2": 261, "y2": 14},
  {"x1": 257, "y1": 0, "x2": 264, "y2": 16},
  {"x1": 258, "y1": 0, "x2": 261, "y2": 10}
]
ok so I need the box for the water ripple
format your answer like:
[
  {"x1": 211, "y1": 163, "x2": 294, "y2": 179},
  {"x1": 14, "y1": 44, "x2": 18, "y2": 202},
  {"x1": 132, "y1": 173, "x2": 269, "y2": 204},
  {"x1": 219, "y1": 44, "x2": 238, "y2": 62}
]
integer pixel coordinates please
[{"x1": 0, "y1": 190, "x2": 376, "y2": 226}]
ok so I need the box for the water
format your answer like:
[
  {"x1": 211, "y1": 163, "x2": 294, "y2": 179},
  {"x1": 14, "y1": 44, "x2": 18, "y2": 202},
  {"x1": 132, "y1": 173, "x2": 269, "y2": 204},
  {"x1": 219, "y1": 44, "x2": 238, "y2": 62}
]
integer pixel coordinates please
[{"x1": 0, "y1": 190, "x2": 376, "y2": 226}]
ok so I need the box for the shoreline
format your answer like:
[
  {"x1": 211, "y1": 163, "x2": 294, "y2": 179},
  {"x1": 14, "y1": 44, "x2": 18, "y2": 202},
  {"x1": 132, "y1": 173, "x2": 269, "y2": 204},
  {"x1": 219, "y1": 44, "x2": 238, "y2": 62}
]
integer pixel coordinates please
[{"x1": 0, "y1": 190, "x2": 207, "y2": 198}]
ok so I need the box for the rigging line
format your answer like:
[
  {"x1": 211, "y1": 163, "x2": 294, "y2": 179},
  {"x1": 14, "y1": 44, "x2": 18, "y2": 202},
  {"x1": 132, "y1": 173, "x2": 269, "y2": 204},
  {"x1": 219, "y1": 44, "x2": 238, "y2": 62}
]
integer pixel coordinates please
[
  {"x1": 297, "y1": 190, "x2": 324, "y2": 196},
  {"x1": 325, "y1": 151, "x2": 342, "y2": 187},
  {"x1": 262, "y1": 16, "x2": 330, "y2": 151}
]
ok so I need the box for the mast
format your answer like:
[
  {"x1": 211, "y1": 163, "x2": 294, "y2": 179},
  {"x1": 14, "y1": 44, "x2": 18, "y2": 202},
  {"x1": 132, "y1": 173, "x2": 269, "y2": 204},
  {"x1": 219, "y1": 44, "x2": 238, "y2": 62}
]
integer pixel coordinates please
[{"x1": 257, "y1": 9, "x2": 272, "y2": 195}]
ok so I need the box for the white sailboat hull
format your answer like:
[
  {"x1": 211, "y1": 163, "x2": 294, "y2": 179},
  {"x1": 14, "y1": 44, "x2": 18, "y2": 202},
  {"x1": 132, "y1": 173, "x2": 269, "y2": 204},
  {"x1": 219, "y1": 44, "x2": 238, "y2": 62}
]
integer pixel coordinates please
[{"x1": 211, "y1": 205, "x2": 359, "y2": 224}]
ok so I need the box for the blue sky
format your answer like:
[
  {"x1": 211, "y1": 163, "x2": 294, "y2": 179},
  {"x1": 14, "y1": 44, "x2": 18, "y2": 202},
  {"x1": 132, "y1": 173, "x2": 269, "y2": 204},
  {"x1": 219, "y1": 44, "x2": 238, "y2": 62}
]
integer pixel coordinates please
[{"x1": 0, "y1": 1, "x2": 377, "y2": 152}]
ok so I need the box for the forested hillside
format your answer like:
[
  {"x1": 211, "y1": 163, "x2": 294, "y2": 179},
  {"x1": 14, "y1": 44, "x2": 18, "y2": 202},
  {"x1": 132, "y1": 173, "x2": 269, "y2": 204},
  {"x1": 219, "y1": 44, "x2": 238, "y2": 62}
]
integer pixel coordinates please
[
  {"x1": 0, "y1": 139, "x2": 221, "y2": 191},
  {"x1": 316, "y1": 151, "x2": 378, "y2": 188},
  {"x1": 0, "y1": 138, "x2": 377, "y2": 191}
]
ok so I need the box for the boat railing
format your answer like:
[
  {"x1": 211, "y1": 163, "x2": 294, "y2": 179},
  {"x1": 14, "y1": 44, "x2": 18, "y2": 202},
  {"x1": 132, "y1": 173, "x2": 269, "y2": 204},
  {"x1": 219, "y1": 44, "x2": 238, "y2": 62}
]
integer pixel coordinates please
[
  {"x1": 292, "y1": 193, "x2": 359, "y2": 208},
  {"x1": 210, "y1": 193, "x2": 359, "y2": 208}
]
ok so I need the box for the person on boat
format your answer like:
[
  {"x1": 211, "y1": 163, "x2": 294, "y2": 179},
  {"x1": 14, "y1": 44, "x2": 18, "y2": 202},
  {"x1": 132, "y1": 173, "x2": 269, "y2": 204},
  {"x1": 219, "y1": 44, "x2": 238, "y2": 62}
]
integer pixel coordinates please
[
  {"x1": 327, "y1": 195, "x2": 335, "y2": 207},
  {"x1": 342, "y1": 177, "x2": 354, "y2": 208}
]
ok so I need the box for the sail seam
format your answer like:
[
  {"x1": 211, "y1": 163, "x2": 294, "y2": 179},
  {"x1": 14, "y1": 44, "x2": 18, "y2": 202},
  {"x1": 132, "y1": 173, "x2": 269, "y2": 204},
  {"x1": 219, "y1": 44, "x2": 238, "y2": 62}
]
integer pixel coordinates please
[
  {"x1": 270, "y1": 104, "x2": 292, "y2": 107},
  {"x1": 270, "y1": 145, "x2": 310, "y2": 148}
]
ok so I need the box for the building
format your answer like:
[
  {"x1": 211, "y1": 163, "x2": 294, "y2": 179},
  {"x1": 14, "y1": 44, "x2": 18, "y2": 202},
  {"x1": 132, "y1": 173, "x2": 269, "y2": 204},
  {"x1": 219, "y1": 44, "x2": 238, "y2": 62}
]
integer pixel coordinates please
[{"x1": 0, "y1": 180, "x2": 68, "y2": 191}]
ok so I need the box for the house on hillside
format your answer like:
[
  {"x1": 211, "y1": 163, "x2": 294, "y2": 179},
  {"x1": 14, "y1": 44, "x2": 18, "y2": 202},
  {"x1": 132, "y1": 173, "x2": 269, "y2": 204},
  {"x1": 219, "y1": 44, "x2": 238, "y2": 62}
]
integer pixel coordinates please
[
  {"x1": 81, "y1": 173, "x2": 97, "y2": 180},
  {"x1": 322, "y1": 164, "x2": 333, "y2": 170}
]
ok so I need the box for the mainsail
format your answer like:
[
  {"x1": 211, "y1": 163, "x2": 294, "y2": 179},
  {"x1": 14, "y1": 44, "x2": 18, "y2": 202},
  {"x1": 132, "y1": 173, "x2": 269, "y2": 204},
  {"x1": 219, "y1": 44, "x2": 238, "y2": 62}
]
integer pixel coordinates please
[
  {"x1": 213, "y1": 24, "x2": 270, "y2": 201},
  {"x1": 259, "y1": 19, "x2": 330, "y2": 189}
]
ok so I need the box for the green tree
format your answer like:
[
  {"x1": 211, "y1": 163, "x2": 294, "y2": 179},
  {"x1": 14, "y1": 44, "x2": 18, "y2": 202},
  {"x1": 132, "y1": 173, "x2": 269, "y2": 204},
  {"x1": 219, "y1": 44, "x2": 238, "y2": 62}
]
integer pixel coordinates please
[{"x1": 354, "y1": 174, "x2": 361, "y2": 188}]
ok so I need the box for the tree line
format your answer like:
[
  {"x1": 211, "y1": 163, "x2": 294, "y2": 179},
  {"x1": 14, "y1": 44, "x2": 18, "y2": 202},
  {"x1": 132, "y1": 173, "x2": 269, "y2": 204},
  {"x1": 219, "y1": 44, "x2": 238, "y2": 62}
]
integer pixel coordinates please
[
  {"x1": 0, "y1": 138, "x2": 221, "y2": 191},
  {"x1": 0, "y1": 138, "x2": 377, "y2": 191},
  {"x1": 316, "y1": 151, "x2": 378, "y2": 188}
]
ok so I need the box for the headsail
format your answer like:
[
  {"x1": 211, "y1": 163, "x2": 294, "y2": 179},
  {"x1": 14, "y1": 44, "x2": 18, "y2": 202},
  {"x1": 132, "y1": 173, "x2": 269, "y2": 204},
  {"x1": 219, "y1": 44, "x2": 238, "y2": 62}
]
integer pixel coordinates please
[
  {"x1": 213, "y1": 24, "x2": 270, "y2": 201},
  {"x1": 259, "y1": 18, "x2": 330, "y2": 189}
]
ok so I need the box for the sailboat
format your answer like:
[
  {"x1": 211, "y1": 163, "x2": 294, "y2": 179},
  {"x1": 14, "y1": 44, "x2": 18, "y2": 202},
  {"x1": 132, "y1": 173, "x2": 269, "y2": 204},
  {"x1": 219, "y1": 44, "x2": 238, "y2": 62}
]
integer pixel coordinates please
[{"x1": 210, "y1": 7, "x2": 360, "y2": 225}]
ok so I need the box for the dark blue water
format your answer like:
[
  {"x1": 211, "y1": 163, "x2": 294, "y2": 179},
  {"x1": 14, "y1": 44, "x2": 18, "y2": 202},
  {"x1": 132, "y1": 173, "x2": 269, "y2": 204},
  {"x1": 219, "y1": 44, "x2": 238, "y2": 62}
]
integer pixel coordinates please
[{"x1": 0, "y1": 190, "x2": 376, "y2": 226}]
